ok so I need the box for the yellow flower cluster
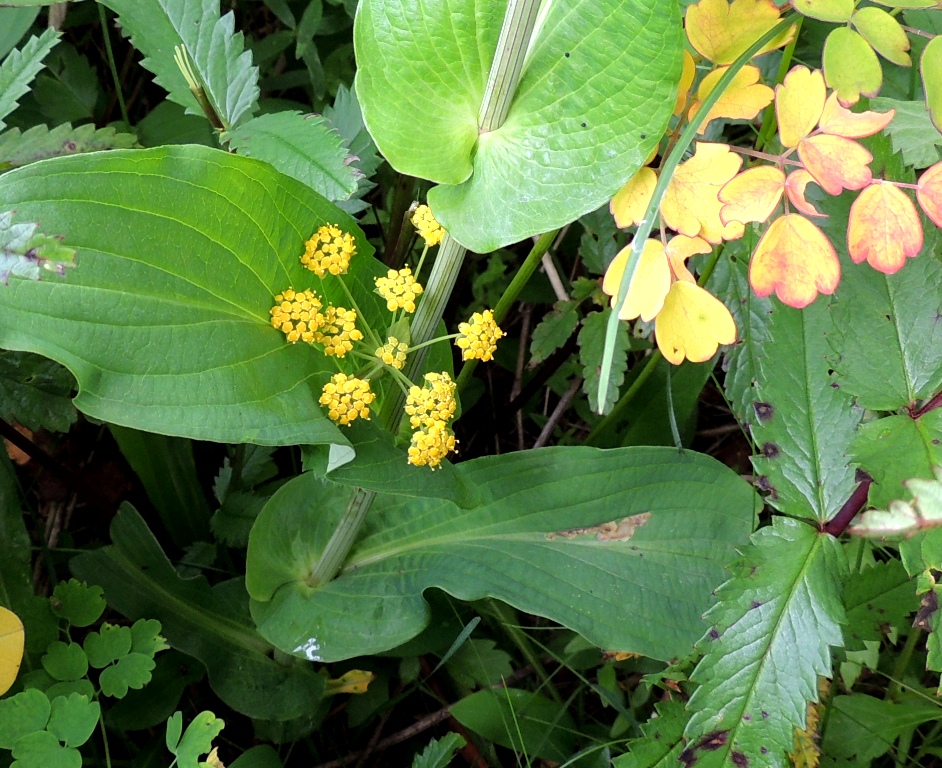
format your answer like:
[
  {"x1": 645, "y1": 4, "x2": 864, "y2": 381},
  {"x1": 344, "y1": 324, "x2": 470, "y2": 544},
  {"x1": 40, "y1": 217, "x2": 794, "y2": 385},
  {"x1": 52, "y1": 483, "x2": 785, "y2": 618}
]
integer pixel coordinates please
[
  {"x1": 376, "y1": 337, "x2": 408, "y2": 370},
  {"x1": 301, "y1": 224, "x2": 356, "y2": 276},
  {"x1": 455, "y1": 309, "x2": 504, "y2": 362},
  {"x1": 411, "y1": 205, "x2": 444, "y2": 247},
  {"x1": 375, "y1": 267, "x2": 423, "y2": 313},
  {"x1": 314, "y1": 306, "x2": 363, "y2": 357},
  {"x1": 405, "y1": 372, "x2": 457, "y2": 468},
  {"x1": 319, "y1": 373, "x2": 375, "y2": 426},
  {"x1": 270, "y1": 288, "x2": 323, "y2": 343}
]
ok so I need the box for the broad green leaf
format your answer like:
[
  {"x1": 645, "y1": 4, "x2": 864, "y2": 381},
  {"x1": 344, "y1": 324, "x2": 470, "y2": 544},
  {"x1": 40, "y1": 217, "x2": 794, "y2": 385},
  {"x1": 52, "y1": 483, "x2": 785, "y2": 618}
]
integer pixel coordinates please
[
  {"x1": 46, "y1": 693, "x2": 99, "y2": 749},
  {"x1": 612, "y1": 700, "x2": 687, "y2": 768},
  {"x1": 750, "y1": 300, "x2": 861, "y2": 521},
  {"x1": 99, "y1": 653, "x2": 156, "y2": 699},
  {"x1": 829, "y1": 248, "x2": 942, "y2": 410},
  {"x1": 852, "y1": 7, "x2": 911, "y2": 67},
  {"x1": 172, "y1": 711, "x2": 224, "y2": 768},
  {"x1": 0, "y1": 689, "x2": 50, "y2": 750},
  {"x1": 0, "y1": 123, "x2": 138, "y2": 172},
  {"x1": 249, "y1": 447, "x2": 757, "y2": 662},
  {"x1": 843, "y1": 560, "x2": 917, "y2": 650},
  {"x1": 356, "y1": 0, "x2": 682, "y2": 252},
  {"x1": 851, "y1": 412, "x2": 942, "y2": 508},
  {"x1": 923, "y1": 36, "x2": 942, "y2": 131},
  {"x1": 10, "y1": 730, "x2": 80, "y2": 768},
  {"x1": 450, "y1": 688, "x2": 577, "y2": 762},
  {"x1": 0, "y1": 27, "x2": 59, "y2": 132},
  {"x1": 685, "y1": 518, "x2": 847, "y2": 768},
  {"x1": 100, "y1": 0, "x2": 258, "y2": 129},
  {"x1": 823, "y1": 27, "x2": 882, "y2": 106},
  {"x1": 580, "y1": 309, "x2": 630, "y2": 415},
  {"x1": 222, "y1": 112, "x2": 357, "y2": 202},
  {"x1": 41, "y1": 642, "x2": 87, "y2": 682},
  {"x1": 0, "y1": 145, "x2": 384, "y2": 447},
  {"x1": 71, "y1": 505, "x2": 325, "y2": 721},
  {"x1": 871, "y1": 98, "x2": 942, "y2": 168},
  {"x1": 0, "y1": 351, "x2": 76, "y2": 433},
  {"x1": 230, "y1": 745, "x2": 285, "y2": 768},
  {"x1": 411, "y1": 733, "x2": 466, "y2": 768}
]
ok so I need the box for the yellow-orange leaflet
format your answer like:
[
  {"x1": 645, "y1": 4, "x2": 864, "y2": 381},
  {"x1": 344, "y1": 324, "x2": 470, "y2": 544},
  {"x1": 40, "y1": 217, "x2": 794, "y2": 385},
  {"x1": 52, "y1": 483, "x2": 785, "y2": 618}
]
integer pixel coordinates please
[
  {"x1": 661, "y1": 143, "x2": 744, "y2": 243},
  {"x1": 785, "y1": 169, "x2": 828, "y2": 218},
  {"x1": 917, "y1": 161, "x2": 942, "y2": 228},
  {"x1": 817, "y1": 93, "x2": 895, "y2": 138},
  {"x1": 720, "y1": 166, "x2": 785, "y2": 225},
  {"x1": 603, "y1": 239, "x2": 671, "y2": 322},
  {"x1": 686, "y1": 0, "x2": 794, "y2": 65},
  {"x1": 0, "y1": 605, "x2": 24, "y2": 696},
  {"x1": 690, "y1": 65, "x2": 774, "y2": 133},
  {"x1": 797, "y1": 134, "x2": 872, "y2": 196},
  {"x1": 655, "y1": 281, "x2": 737, "y2": 365},
  {"x1": 674, "y1": 50, "x2": 697, "y2": 116},
  {"x1": 847, "y1": 182, "x2": 923, "y2": 274},
  {"x1": 666, "y1": 235, "x2": 712, "y2": 283},
  {"x1": 776, "y1": 66, "x2": 826, "y2": 148},
  {"x1": 611, "y1": 167, "x2": 658, "y2": 228},
  {"x1": 750, "y1": 214, "x2": 840, "y2": 308}
]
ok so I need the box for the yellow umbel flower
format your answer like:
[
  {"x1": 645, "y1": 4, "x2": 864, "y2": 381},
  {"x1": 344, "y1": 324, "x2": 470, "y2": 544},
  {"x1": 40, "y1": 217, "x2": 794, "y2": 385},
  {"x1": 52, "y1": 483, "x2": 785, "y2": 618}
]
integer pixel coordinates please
[
  {"x1": 411, "y1": 204, "x2": 444, "y2": 247},
  {"x1": 376, "y1": 337, "x2": 408, "y2": 370},
  {"x1": 455, "y1": 309, "x2": 504, "y2": 362},
  {"x1": 313, "y1": 306, "x2": 363, "y2": 357},
  {"x1": 301, "y1": 224, "x2": 356, "y2": 276},
  {"x1": 408, "y1": 422, "x2": 457, "y2": 469},
  {"x1": 270, "y1": 288, "x2": 323, "y2": 344},
  {"x1": 319, "y1": 373, "x2": 375, "y2": 426},
  {"x1": 405, "y1": 371, "x2": 458, "y2": 468},
  {"x1": 375, "y1": 267, "x2": 423, "y2": 313}
]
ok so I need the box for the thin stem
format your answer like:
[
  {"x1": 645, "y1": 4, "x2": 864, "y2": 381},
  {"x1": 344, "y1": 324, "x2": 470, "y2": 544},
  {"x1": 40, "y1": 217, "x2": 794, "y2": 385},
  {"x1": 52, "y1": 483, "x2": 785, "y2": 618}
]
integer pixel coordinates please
[
  {"x1": 98, "y1": 709, "x2": 112, "y2": 768},
  {"x1": 886, "y1": 628, "x2": 921, "y2": 702},
  {"x1": 384, "y1": 175, "x2": 417, "y2": 267},
  {"x1": 755, "y1": 16, "x2": 802, "y2": 152},
  {"x1": 478, "y1": 0, "x2": 544, "y2": 132},
  {"x1": 584, "y1": 351, "x2": 663, "y2": 446},
  {"x1": 456, "y1": 229, "x2": 558, "y2": 393},
  {"x1": 98, "y1": 4, "x2": 129, "y2": 126},
  {"x1": 486, "y1": 599, "x2": 563, "y2": 704}
]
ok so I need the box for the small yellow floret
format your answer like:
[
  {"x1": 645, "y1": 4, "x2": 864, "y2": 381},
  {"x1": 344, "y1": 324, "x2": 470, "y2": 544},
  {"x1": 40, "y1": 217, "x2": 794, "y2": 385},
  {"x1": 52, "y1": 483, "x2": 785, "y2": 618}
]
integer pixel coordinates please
[
  {"x1": 376, "y1": 337, "x2": 408, "y2": 370},
  {"x1": 313, "y1": 305, "x2": 363, "y2": 357},
  {"x1": 301, "y1": 224, "x2": 356, "y2": 276},
  {"x1": 270, "y1": 288, "x2": 323, "y2": 344},
  {"x1": 404, "y1": 371, "x2": 458, "y2": 469},
  {"x1": 455, "y1": 309, "x2": 504, "y2": 362},
  {"x1": 319, "y1": 373, "x2": 375, "y2": 426},
  {"x1": 375, "y1": 267, "x2": 424, "y2": 313},
  {"x1": 411, "y1": 205, "x2": 445, "y2": 247}
]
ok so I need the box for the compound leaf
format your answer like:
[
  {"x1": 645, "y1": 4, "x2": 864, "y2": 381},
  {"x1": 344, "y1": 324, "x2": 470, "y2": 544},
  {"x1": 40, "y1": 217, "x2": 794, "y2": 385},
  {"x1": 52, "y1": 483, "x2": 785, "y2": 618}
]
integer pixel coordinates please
[{"x1": 0, "y1": 27, "x2": 59, "y2": 132}]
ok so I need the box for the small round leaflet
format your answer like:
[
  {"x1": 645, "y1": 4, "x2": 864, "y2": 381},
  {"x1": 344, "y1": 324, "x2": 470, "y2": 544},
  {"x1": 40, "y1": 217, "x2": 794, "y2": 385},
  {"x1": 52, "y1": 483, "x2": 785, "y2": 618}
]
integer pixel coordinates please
[{"x1": 0, "y1": 605, "x2": 25, "y2": 695}]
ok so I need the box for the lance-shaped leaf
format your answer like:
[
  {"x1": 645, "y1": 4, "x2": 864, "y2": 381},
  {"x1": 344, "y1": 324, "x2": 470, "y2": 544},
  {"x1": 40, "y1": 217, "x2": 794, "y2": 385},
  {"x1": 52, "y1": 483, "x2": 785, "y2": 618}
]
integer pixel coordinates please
[
  {"x1": 0, "y1": 144, "x2": 386, "y2": 447},
  {"x1": 797, "y1": 134, "x2": 873, "y2": 196},
  {"x1": 685, "y1": 0, "x2": 794, "y2": 65},
  {"x1": 248, "y1": 447, "x2": 757, "y2": 663},
  {"x1": 847, "y1": 181, "x2": 923, "y2": 274},
  {"x1": 356, "y1": 0, "x2": 682, "y2": 253},
  {"x1": 829, "y1": 231, "x2": 942, "y2": 410},
  {"x1": 0, "y1": 124, "x2": 138, "y2": 171},
  {"x1": 685, "y1": 518, "x2": 847, "y2": 768},
  {"x1": 852, "y1": 7, "x2": 911, "y2": 67},
  {"x1": 0, "y1": 27, "x2": 59, "y2": 132},
  {"x1": 917, "y1": 161, "x2": 942, "y2": 226},
  {"x1": 101, "y1": 0, "x2": 258, "y2": 129},
  {"x1": 823, "y1": 27, "x2": 882, "y2": 106},
  {"x1": 923, "y1": 36, "x2": 942, "y2": 132},
  {"x1": 750, "y1": 300, "x2": 862, "y2": 521}
]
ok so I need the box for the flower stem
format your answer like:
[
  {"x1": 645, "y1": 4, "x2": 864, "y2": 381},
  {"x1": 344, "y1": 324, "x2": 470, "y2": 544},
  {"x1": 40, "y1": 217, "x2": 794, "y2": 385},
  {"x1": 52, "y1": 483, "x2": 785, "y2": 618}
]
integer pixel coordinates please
[{"x1": 307, "y1": 487, "x2": 377, "y2": 586}]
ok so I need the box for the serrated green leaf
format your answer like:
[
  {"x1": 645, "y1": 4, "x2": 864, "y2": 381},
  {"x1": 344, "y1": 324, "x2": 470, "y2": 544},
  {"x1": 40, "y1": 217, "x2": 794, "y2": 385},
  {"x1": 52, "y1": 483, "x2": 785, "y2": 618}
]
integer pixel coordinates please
[
  {"x1": 685, "y1": 518, "x2": 847, "y2": 768},
  {"x1": 10, "y1": 729, "x2": 80, "y2": 768},
  {"x1": 99, "y1": 653, "x2": 155, "y2": 698},
  {"x1": 83, "y1": 624, "x2": 132, "y2": 669},
  {"x1": 41, "y1": 642, "x2": 87, "y2": 683},
  {"x1": 32, "y1": 43, "x2": 101, "y2": 126},
  {"x1": 46, "y1": 693, "x2": 99, "y2": 748},
  {"x1": 850, "y1": 412, "x2": 942, "y2": 508},
  {"x1": 411, "y1": 733, "x2": 467, "y2": 768},
  {"x1": 71, "y1": 504, "x2": 325, "y2": 721},
  {"x1": 0, "y1": 209, "x2": 76, "y2": 283},
  {"x1": 870, "y1": 98, "x2": 942, "y2": 168},
  {"x1": 843, "y1": 560, "x2": 917, "y2": 650},
  {"x1": 51, "y1": 580, "x2": 105, "y2": 628},
  {"x1": 750, "y1": 301, "x2": 861, "y2": 522},
  {"x1": 0, "y1": 350, "x2": 76, "y2": 433},
  {"x1": 356, "y1": 0, "x2": 681, "y2": 252},
  {"x1": 612, "y1": 700, "x2": 687, "y2": 768},
  {"x1": 530, "y1": 301, "x2": 580, "y2": 364},
  {"x1": 0, "y1": 144, "x2": 384, "y2": 447},
  {"x1": 249, "y1": 447, "x2": 756, "y2": 663},
  {"x1": 0, "y1": 27, "x2": 59, "y2": 132},
  {"x1": 580, "y1": 309, "x2": 630, "y2": 414},
  {"x1": 829, "y1": 248, "x2": 942, "y2": 411},
  {"x1": 101, "y1": 0, "x2": 258, "y2": 129},
  {"x1": 323, "y1": 84, "x2": 380, "y2": 215},
  {"x1": 222, "y1": 111, "x2": 357, "y2": 202},
  {"x1": 172, "y1": 710, "x2": 224, "y2": 768},
  {"x1": 0, "y1": 688, "x2": 50, "y2": 750},
  {"x1": 0, "y1": 123, "x2": 138, "y2": 171}
]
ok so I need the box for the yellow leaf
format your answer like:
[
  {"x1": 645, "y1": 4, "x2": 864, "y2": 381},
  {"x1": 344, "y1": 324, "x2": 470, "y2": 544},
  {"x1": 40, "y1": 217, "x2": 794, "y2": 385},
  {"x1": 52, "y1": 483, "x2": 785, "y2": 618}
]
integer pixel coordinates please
[
  {"x1": 847, "y1": 181, "x2": 923, "y2": 274},
  {"x1": 775, "y1": 66, "x2": 826, "y2": 148},
  {"x1": 661, "y1": 143, "x2": 744, "y2": 243},
  {"x1": 797, "y1": 134, "x2": 873, "y2": 196},
  {"x1": 665, "y1": 235, "x2": 712, "y2": 283},
  {"x1": 690, "y1": 65, "x2": 774, "y2": 133},
  {"x1": 674, "y1": 50, "x2": 697, "y2": 117},
  {"x1": 749, "y1": 214, "x2": 840, "y2": 308},
  {"x1": 655, "y1": 281, "x2": 737, "y2": 365},
  {"x1": 603, "y1": 239, "x2": 671, "y2": 322},
  {"x1": 917, "y1": 161, "x2": 942, "y2": 228},
  {"x1": 205, "y1": 747, "x2": 226, "y2": 768},
  {"x1": 785, "y1": 169, "x2": 828, "y2": 218},
  {"x1": 325, "y1": 669, "x2": 375, "y2": 696},
  {"x1": 0, "y1": 605, "x2": 25, "y2": 696},
  {"x1": 686, "y1": 0, "x2": 795, "y2": 65},
  {"x1": 817, "y1": 92, "x2": 895, "y2": 138},
  {"x1": 720, "y1": 166, "x2": 785, "y2": 224},
  {"x1": 611, "y1": 167, "x2": 658, "y2": 228}
]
